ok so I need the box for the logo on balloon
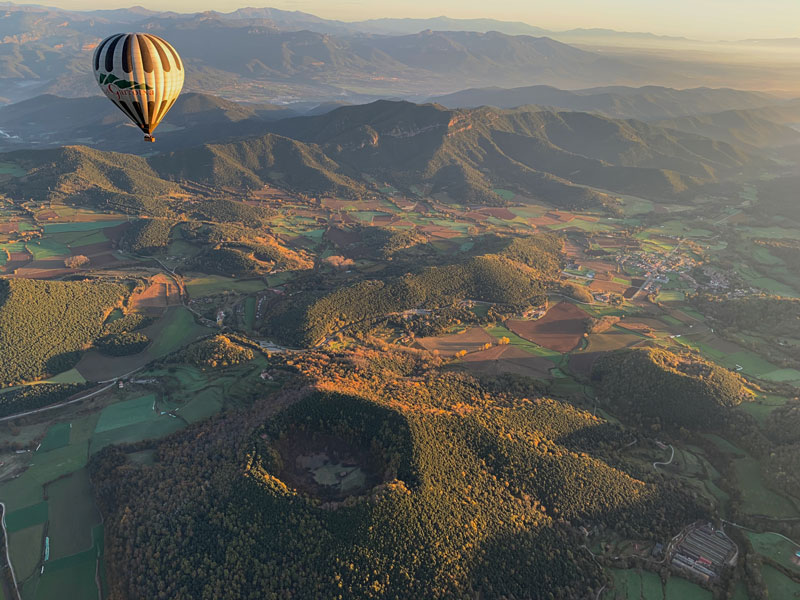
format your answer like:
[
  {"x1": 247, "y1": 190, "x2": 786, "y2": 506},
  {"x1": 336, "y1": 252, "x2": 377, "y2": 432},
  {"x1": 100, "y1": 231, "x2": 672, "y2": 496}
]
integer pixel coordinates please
[{"x1": 97, "y1": 73, "x2": 155, "y2": 99}]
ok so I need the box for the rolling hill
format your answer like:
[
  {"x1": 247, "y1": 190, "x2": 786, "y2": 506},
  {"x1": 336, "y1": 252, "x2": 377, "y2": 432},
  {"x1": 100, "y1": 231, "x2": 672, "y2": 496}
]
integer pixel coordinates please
[
  {"x1": 266, "y1": 100, "x2": 762, "y2": 203},
  {"x1": 0, "y1": 99, "x2": 767, "y2": 209},
  {"x1": 430, "y1": 85, "x2": 780, "y2": 121},
  {"x1": 653, "y1": 105, "x2": 800, "y2": 149}
]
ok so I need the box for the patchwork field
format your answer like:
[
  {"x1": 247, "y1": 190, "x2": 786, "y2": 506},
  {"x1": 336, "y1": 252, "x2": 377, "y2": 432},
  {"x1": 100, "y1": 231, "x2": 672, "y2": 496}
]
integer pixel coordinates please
[
  {"x1": 506, "y1": 302, "x2": 588, "y2": 352},
  {"x1": 416, "y1": 327, "x2": 496, "y2": 356},
  {"x1": 459, "y1": 344, "x2": 555, "y2": 378}
]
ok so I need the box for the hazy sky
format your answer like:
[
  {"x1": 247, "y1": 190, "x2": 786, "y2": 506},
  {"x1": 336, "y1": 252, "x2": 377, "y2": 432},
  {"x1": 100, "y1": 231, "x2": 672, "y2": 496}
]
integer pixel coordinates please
[{"x1": 30, "y1": 0, "x2": 800, "y2": 40}]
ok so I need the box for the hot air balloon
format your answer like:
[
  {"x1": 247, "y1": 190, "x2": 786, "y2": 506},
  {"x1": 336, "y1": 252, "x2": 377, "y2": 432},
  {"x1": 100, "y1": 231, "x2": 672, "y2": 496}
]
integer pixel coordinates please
[{"x1": 92, "y1": 33, "x2": 184, "y2": 142}]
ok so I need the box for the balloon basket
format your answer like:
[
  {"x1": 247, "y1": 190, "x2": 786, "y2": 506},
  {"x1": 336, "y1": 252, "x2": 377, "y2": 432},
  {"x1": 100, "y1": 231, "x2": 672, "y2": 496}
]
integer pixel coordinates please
[{"x1": 144, "y1": 135, "x2": 156, "y2": 143}]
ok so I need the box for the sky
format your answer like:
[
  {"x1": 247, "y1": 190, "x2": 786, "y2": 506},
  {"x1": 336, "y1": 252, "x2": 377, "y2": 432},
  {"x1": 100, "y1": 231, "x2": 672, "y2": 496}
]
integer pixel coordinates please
[{"x1": 23, "y1": 0, "x2": 800, "y2": 40}]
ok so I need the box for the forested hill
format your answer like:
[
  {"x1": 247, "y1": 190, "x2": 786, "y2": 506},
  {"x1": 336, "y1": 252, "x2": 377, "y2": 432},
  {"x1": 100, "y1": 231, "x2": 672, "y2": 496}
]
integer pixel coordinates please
[
  {"x1": 154, "y1": 134, "x2": 366, "y2": 198},
  {"x1": 266, "y1": 100, "x2": 760, "y2": 203},
  {"x1": 90, "y1": 347, "x2": 708, "y2": 600},
  {"x1": 262, "y1": 234, "x2": 564, "y2": 347},
  {"x1": 0, "y1": 100, "x2": 767, "y2": 209},
  {"x1": 593, "y1": 347, "x2": 752, "y2": 431}
]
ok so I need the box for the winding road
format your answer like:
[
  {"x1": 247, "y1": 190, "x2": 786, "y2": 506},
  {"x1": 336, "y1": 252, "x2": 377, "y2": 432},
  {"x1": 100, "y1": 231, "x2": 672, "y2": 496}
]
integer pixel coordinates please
[{"x1": 653, "y1": 444, "x2": 675, "y2": 470}]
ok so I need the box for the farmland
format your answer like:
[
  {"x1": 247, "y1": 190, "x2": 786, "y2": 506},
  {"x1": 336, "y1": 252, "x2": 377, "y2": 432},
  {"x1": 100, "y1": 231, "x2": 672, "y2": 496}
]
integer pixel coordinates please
[{"x1": 1, "y1": 138, "x2": 800, "y2": 598}]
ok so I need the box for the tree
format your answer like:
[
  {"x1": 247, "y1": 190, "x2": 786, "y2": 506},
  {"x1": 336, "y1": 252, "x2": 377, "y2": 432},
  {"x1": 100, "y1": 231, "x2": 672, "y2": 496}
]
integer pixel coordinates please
[{"x1": 64, "y1": 255, "x2": 90, "y2": 268}]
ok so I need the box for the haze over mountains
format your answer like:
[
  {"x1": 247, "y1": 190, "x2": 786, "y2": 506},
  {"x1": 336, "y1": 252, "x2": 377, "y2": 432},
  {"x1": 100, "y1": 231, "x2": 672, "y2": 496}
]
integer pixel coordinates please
[
  {"x1": 0, "y1": 98, "x2": 774, "y2": 216},
  {"x1": 1, "y1": 2, "x2": 799, "y2": 107}
]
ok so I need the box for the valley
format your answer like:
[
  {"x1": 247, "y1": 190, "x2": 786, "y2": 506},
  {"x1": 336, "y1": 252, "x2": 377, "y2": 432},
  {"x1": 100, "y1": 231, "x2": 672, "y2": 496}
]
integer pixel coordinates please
[{"x1": 0, "y1": 107, "x2": 798, "y2": 597}]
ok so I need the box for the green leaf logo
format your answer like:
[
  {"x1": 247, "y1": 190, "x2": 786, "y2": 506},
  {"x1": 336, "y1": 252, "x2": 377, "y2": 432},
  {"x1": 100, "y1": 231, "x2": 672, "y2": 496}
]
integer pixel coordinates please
[{"x1": 98, "y1": 73, "x2": 152, "y2": 91}]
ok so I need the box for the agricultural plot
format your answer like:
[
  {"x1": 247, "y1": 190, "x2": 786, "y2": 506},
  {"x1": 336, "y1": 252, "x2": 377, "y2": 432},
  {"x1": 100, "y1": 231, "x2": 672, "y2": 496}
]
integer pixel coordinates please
[
  {"x1": 42, "y1": 220, "x2": 126, "y2": 234},
  {"x1": 4, "y1": 503, "x2": 48, "y2": 533},
  {"x1": 733, "y1": 456, "x2": 799, "y2": 518},
  {"x1": 8, "y1": 524, "x2": 44, "y2": 581},
  {"x1": 25, "y1": 239, "x2": 68, "y2": 261},
  {"x1": 459, "y1": 345, "x2": 554, "y2": 379},
  {"x1": 177, "y1": 390, "x2": 223, "y2": 423},
  {"x1": 146, "y1": 307, "x2": 208, "y2": 357},
  {"x1": 37, "y1": 424, "x2": 70, "y2": 452},
  {"x1": 128, "y1": 273, "x2": 182, "y2": 314},
  {"x1": 747, "y1": 531, "x2": 800, "y2": 573},
  {"x1": 185, "y1": 275, "x2": 266, "y2": 297},
  {"x1": 35, "y1": 543, "x2": 99, "y2": 600},
  {"x1": 506, "y1": 302, "x2": 588, "y2": 352},
  {"x1": 244, "y1": 296, "x2": 256, "y2": 330},
  {"x1": 90, "y1": 418, "x2": 185, "y2": 455},
  {"x1": 94, "y1": 394, "x2": 157, "y2": 433},
  {"x1": 582, "y1": 328, "x2": 643, "y2": 353},
  {"x1": 664, "y1": 576, "x2": 712, "y2": 600},
  {"x1": 44, "y1": 469, "x2": 101, "y2": 560},
  {"x1": 416, "y1": 327, "x2": 496, "y2": 356},
  {"x1": 761, "y1": 564, "x2": 800, "y2": 598}
]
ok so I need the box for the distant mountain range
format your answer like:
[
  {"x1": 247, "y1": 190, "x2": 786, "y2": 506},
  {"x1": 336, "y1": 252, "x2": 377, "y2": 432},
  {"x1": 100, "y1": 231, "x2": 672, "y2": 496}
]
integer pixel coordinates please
[
  {"x1": 0, "y1": 98, "x2": 770, "y2": 212},
  {"x1": 0, "y1": 93, "x2": 301, "y2": 152},
  {"x1": 1, "y1": 3, "x2": 798, "y2": 106},
  {"x1": 429, "y1": 85, "x2": 779, "y2": 120}
]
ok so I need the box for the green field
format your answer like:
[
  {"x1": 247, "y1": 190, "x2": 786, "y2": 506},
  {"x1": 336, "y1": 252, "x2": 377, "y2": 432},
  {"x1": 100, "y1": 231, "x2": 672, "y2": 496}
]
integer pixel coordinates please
[
  {"x1": 244, "y1": 296, "x2": 256, "y2": 329},
  {"x1": 45, "y1": 469, "x2": 101, "y2": 560},
  {"x1": 37, "y1": 423, "x2": 71, "y2": 453},
  {"x1": 178, "y1": 391, "x2": 223, "y2": 423},
  {"x1": 492, "y1": 189, "x2": 516, "y2": 202},
  {"x1": 185, "y1": 275, "x2": 267, "y2": 297},
  {"x1": 747, "y1": 531, "x2": 800, "y2": 572},
  {"x1": 761, "y1": 564, "x2": 800, "y2": 598},
  {"x1": 664, "y1": 576, "x2": 712, "y2": 600},
  {"x1": 147, "y1": 307, "x2": 207, "y2": 357},
  {"x1": 0, "y1": 162, "x2": 27, "y2": 177},
  {"x1": 5, "y1": 502, "x2": 48, "y2": 533},
  {"x1": 42, "y1": 220, "x2": 126, "y2": 234},
  {"x1": 8, "y1": 524, "x2": 44, "y2": 581},
  {"x1": 25, "y1": 239, "x2": 69, "y2": 260},
  {"x1": 94, "y1": 394, "x2": 156, "y2": 433},
  {"x1": 89, "y1": 417, "x2": 185, "y2": 455},
  {"x1": 35, "y1": 545, "x2": 98, "y2": 600},
  {"x1": 41, "y1": 368, "x2": 87, "y2": 385},
  {"x1": 606, "y1": 568, "x2": 665, "y2": 599},
  {"x1": 734, "y1": 456, "x2": 799, "y2": 518},
  {"x1": 484, "y1": 325, "x2": 561, "y2": 360},
  {"x1": 26, "y1": 442, "x2": 88, "y2": 488}
]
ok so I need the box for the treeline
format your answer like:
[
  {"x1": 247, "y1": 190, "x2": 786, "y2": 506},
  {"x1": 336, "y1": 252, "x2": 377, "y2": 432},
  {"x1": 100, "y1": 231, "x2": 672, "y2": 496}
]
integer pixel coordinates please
[
  {"x1": 181, "y1": 222, "x2": 312, "y2": 274},
  {"x1": 0, "y1": 382, "x2": 93, "y2": 418},
  {"x1": 593, "y1": 347, "x2": 750, "y2": 431},
  {"x1": 91, "y1": 347, "x2": 705, "y2": 599},
  {"x1": 264, "y1": 254, "x2": 551, "y2": 346},
  {"x1": 175, "y1": 335, "x2": 254, "y2": 368},
  {"x1": 94, "y1": 332, "x2": 149, "y2": 356},
  {"x1": 693, "y1": 294, "x2": 800, "y2": 338},
  {"x1": 0, "y1": 278, "x2": 127, "y2": 385},
  {"x1": 120, "y1": 219, "x2": 175, "y2": 254},
  {"x1": 191, "y1": 199, "x2": 276, "y2": 228}
]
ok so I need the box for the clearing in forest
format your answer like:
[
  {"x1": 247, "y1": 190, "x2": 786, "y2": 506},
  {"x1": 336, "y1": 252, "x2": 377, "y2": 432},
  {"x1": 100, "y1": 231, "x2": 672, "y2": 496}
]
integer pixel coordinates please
[{"x1": 507, "y1": 302, "x2": 588, "y2": 353}]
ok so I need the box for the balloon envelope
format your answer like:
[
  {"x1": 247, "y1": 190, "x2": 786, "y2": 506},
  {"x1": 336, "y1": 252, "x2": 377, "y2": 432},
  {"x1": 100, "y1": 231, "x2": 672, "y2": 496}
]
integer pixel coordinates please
[{"x1": 93, "y1": 33, "x2": 184, "y2": 141}]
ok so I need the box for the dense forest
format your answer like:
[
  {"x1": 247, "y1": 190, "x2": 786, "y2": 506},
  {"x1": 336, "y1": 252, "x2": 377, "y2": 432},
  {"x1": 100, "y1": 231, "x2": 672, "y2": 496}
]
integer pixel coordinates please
[
  {"x1": 592, "y1": 347, "x2": 751, "y2": 431},
  {"x1": 91, "y1": 347, "x2": 706, "y2": 600},
  {"x1": 0, "y1": 278, "x2": 127, "y2": 385},
  {"x1": 693, "y1": 294, "x2": 800, "y2": 337},
  {"x1": 0, "y1": 382, "x2": 92, "y2": 418},
  {"x1": 263, "y1": 235, "x2": 563, "y2": 346},
  {"x1": 176, "y1": 335, "x2": 255, "y2": 368},
  {"x1": 120, "y1": 219, "x2": 175, "y2": 254}
]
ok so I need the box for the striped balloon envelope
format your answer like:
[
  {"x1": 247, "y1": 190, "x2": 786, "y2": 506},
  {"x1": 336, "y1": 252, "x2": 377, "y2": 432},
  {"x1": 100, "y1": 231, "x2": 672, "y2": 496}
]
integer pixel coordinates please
[{"x1": 92, "y1": 33, "x2": 184, "y2": 142}]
